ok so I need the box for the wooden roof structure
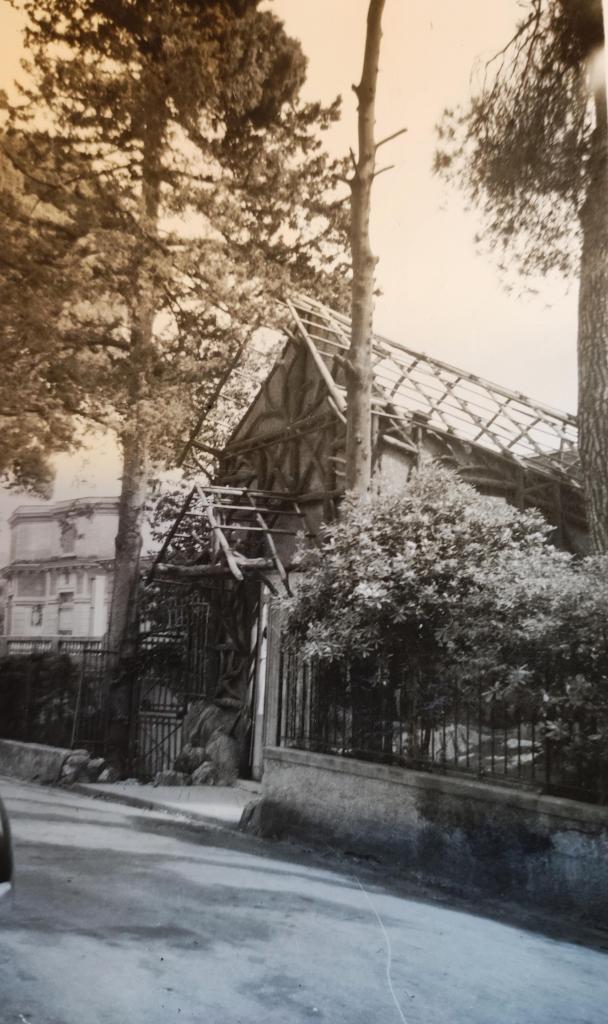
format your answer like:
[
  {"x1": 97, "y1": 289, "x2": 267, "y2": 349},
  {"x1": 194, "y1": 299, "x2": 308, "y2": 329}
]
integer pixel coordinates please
[
  {"x1": 287, "y1": 295, "x2": 579, "y2": 489},
  {"x1": 153, "y1": 295, "x2": 586, "y2": 585}
]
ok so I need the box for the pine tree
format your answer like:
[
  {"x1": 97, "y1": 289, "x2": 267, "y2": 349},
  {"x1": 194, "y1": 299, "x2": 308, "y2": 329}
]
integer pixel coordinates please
[
  {"x1": 435, "y1": 0, "x2": 608, "y2": 552},
  {"x1": 0, "y1": 145, "x2": 76, "y2": 493},
  {"x1": 2, "y1": 0, "x2": 350, "y2": 678}
]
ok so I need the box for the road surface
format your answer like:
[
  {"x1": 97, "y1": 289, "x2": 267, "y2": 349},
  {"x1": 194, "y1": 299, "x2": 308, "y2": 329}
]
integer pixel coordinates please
[{"x1": 0, "y1": 778, "x2": 606, "y2": 1024}]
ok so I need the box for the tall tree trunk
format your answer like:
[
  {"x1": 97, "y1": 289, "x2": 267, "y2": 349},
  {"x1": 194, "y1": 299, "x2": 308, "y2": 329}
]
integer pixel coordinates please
[
  {"x1": 106, "y1": 88, "x2": 164, "y2": 770},
  {"x1": 345, "y1": 0, "x2": 386, "y2": 497},
  {"x1": 105, "y1": 313, "x2": 154, "y2": 772},
  {"x1": 578, "y1": 80, "x2": 608, "y2": 553},
  {"x1": 107, "y1": 422, "x2": 150, "y2": 658}
]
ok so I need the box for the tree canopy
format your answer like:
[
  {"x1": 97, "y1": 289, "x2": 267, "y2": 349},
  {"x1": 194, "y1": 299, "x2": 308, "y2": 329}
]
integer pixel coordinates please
[
  {"x1": 0, "y1": 147, "x2": 76, "y2": 494},
  {"x1": 434, "y1": 0, "x2": 608, "y2": 554},
  {"x1": 435, "y1": 0, "x2": 602, "y2": 281},
  {"x1": 2, "y1": 0, "x2": 349, "y2": 471},
  {"x1": 1, "y1": 0, "x2": 351, "y2": 661}
]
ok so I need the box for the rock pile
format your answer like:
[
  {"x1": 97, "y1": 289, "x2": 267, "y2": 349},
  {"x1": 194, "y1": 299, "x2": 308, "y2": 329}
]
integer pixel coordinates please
[
  {"x1": 60, "y1": 750, "x2": 118, "y2": 785},
  {"x1": 154, "y1": 699, "x2": 245, "y2": 788}
]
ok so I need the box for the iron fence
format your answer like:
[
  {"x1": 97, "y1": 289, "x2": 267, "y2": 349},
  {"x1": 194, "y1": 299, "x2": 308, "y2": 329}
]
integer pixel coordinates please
[
  {"x1": 0, "y1": 597, "x2": 213, "y2": 778},
  {"x1": 0, "y1": 643, "x2": 114, "y2": 753},
  {"x1": 278, "y1": 655, "x2": 606, "y2": 804},
  {"x1": 71, "y1": 645, "x2": 114, "y2": 755},
  {"x1": 2, "y1": 637, "x2": 104, "y2": 658}
]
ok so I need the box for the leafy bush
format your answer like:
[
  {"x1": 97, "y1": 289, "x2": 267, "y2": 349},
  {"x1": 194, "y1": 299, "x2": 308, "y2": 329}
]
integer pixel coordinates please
[
  {"x1": 452, "y1": 549, "x2": 608, "y2": 798},
  {"x1": 0, "y1": 652, "x2": 79, "y2": 748},
  {"x1": 285, "y1": 464, "x2": 608, "y2": 800},
  {"x1": 286, "y1": 464, "x2": 552, "y2": 664}
]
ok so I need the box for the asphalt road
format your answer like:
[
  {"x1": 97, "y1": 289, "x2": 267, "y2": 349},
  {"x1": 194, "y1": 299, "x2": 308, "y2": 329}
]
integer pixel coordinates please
[{"x1": 0, "y1": 778, "x2": 607, "y2": 1024}]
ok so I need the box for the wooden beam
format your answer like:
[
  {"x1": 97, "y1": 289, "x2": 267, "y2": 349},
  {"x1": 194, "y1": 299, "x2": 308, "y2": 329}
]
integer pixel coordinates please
[
  {"x1": 243, "y1": 492, "x2": 291, "y2": 593},
  {"x1": 292, "y1": 296, "x2": 576, "y2": 426},
  {"x1": 155, "y1": 557, "x2": 275, "y2": 580},
  {"x1": 195, "y1": 484, "x2": 244, "y2": 582},
  {"x1": 382, "y1": 433, "x2": 418, "y2": 455},
  {"x1": 223, "y1": 412, "x2": 336, "y2": 457},
  {"x1": 286, "y1": 303, "x2": 347, "y2": 413}
]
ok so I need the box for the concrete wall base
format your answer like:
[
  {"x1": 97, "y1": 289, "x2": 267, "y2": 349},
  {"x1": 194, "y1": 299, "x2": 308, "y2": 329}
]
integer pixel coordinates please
[
  {"x1": 0, "y1": 740, "x2": 71, "y2": 785},
  {"x1": 259, "y1": 747, "x2": 608, "y2": 926}
]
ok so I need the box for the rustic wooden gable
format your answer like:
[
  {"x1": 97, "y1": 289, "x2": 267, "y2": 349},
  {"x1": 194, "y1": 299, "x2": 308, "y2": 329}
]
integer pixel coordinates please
[
  {"x1": 217, "y1": 332, "x2": 344, "y2": 524},
  {"x1": 157, "y1": 294, "x2": 587, "y2": 582},
  {"x1": 215, "y1": 296, "x2": 586, "y2": 551}
]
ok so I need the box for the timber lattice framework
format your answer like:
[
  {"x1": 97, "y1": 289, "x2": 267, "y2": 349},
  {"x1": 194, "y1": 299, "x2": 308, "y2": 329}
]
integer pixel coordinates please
[
  {"x1": 148, "y1": 483, "x2": 310, "y2": 594},
  {"x1": 283, "y1": 296, "x2": 584, "y2": 547},
  {"x1": 287, "y1": 295, "x2": 579, "y2": 487},
  {"x1": 166, "y1": 295, "x2": 586, "y2": 564}
]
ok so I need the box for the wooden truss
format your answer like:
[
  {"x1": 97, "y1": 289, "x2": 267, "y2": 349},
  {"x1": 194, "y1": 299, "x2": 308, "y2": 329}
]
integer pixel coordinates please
[
  {"x1": 147, "y1": 484, "x2": 310, "y2": 595},
  {"x1": 160, "y1": 294, "x2": 585, "y2": 573},
  {"x1": 287, "y1": 295, "x2": 580, "y2": 490}
]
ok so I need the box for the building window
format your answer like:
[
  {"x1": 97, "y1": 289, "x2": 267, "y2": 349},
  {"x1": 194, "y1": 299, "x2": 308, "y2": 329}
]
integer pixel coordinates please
[
  {"x1": 59, "y1": 521, "x2": 77, "y2": 553},
  {"x1": 57, "y1": 592, "x2": 74, "y2": 636},
  {"x1": 30, "y1": 605, "x2": 43, "y2": 628},
  {"x1": 16, "y1": 572, "x2": 46, "y2": 598}
]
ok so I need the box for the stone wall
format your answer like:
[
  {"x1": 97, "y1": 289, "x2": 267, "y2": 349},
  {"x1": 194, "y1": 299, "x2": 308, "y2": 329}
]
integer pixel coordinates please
[
  {"x1": 0, "y1": 739, "x2": 112, "y2": 785},
  {"x1": 258, "y1": 747, "x2": 608, "y2": 925}
]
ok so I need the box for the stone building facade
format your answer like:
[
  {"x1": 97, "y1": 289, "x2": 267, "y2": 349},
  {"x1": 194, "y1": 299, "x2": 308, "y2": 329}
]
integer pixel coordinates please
[{"x1": 1, "y1": 497, "x2": 119, "y2": 639}]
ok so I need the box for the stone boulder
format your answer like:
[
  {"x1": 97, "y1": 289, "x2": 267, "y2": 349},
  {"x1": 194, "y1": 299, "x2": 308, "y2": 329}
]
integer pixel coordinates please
[
  {"x1": 182, "y1": 701, "x2": 242, "y2": 749},
  {"x1": 191, "y1": 761, "x2": 217, "y2": 786},
  {"x1": 85, "y1": 757, "x2": 107, "y2": 782},
  {"x1": 177, "y1": 699, "x2": 247, "y2": 787},
  {"x1": 60, "y1": 750, "x2": 91, "y2": 785},
  {"x1": 59, "y1": 751, "x2": 113, "y2": 785},
  {"x1": 239, "y1": 797, "x2": 263, "y2": 834},
  {"x1": 174, "y1": 745, "x2": 207, "y2": 775},
  {"x1": 205, "y1": 734, "x2": 239, "y2": 786}
]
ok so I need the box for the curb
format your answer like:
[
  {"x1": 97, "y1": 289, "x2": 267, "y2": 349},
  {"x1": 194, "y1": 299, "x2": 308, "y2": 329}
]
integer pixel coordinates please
[{"x1": 70, "y1": 782, "x2": 252, "y2": 834}]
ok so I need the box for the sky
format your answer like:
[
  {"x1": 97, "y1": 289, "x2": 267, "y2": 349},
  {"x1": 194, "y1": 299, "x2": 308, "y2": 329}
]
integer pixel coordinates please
[
  {"x1": 0, "y1": 0, "x2": 580, "y2": 557},
  {"x1": 271, "y1": 0, "x2": 577, "y2": 410}
]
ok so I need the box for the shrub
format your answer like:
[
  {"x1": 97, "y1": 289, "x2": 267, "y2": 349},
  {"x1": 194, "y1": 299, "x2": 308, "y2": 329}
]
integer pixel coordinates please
[
  {"x1": 284, "y1": 464, "x2": 608, "y2": 799},
  {"x1": 286, "y1": 463, "x2": 552, "y2": 667},
  {"x1": 0, "y1": 652, "x2": 78, "y2": 747}
]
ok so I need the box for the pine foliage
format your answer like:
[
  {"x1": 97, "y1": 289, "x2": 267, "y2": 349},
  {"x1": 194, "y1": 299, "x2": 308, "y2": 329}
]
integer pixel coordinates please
[{"x1": 0, "y1": 0, "x2": 350, "y2": 485}]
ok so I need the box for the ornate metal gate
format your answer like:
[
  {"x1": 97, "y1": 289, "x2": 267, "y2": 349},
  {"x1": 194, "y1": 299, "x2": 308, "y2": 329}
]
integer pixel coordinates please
[{"x1": 128, "y1": 595, "x2": 213, "y2": 780}]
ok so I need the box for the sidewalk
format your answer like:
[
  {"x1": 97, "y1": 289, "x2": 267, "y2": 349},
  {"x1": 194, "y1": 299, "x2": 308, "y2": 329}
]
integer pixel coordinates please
[{"x1": 73, "y1": 779, "x2": 261, "y2": 828}]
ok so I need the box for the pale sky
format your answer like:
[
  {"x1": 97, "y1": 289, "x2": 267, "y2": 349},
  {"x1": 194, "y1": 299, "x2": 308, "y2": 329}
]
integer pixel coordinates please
[
  {"x1": 272, "y1": 0, "x2": 577, "y2": 410},
  {"x1": 0, "y1": 1, "x2": 580, "y2": 557}
]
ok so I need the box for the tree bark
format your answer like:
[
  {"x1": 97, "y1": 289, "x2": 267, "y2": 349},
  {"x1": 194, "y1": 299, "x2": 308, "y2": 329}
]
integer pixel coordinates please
[
  {"x1": 578, "y1": 80, "x2": 608, "y2": 553},
  {"x1": 105, "y1": 88, "x2": 164, "y2": 772},
  {"x1": 602, "y1": 1, "x2": 608, "y2": 106},
  {"x1": 345, "y1": 0, "x2": 386, "y2": 497},
  {"x1": 107, "y1": 85, "x2": 164, "y2": 661},
  {"x1": 107, "y1": 427, "x2": 150, "y2": 657}
]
